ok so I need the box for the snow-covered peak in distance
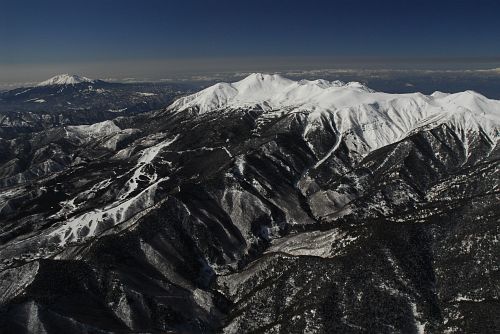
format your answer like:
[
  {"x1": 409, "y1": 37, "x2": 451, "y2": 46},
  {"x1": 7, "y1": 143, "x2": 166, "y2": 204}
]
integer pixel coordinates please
[{"x1": 37, "y1": 74, "x2": 97, "y2": 86}]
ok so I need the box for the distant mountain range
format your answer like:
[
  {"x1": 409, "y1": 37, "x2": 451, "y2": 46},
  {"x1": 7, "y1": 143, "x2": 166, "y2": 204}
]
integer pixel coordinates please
[
  {"x1": 0, "y1": 74, "x2": 498, "y2": 333},
  {"x1": 0, "y1": 74, "x2": 194, "y2": 138}
]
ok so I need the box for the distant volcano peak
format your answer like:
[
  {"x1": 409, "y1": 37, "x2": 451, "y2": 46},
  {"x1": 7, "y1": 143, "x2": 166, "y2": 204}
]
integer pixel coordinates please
[{"x1": 37, "y1": 74, "x2": 97, "y2": 86}]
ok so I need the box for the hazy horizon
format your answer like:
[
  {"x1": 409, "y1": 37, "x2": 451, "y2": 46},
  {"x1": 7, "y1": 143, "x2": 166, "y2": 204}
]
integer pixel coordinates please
[
  {"x1": 2, "y1": 56, "x2": 500, "y2": 89},
  {"x1": 2, "y1": 0, "x2": 500, "y2": 88}
]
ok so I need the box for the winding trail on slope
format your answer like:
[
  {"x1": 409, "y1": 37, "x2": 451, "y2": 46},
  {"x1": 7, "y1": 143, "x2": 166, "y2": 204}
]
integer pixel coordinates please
[{"x1": 312, "y1": 133, "x2": 343, "y2": 169}]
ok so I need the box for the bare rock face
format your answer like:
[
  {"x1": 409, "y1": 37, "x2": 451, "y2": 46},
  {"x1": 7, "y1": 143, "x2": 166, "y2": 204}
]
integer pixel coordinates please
[{"x1": 0, "y1": 74, "x2": 499, "y2": 333}]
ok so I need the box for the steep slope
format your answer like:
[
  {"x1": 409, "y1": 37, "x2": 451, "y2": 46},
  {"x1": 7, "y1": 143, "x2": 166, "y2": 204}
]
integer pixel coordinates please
[
  {"x1": 169, "y1": 74, "x2": 498, "y2": 162},
  {"x1": 0, "y1": 74, "x2": 498, "y2": 333}
]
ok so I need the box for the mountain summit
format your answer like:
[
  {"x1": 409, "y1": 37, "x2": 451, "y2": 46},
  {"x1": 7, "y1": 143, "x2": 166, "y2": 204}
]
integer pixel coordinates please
[
  {"x1": 169, "y1": 73, "x2": 499, "y2": 158},
  {"x1": 168, "y1": 73, "x2": 373, "y2": 113},
  {"x1": 170, "y1": 73, "x2": 497, "y2": 116},
  {"x1": 37, "y1": 74, "x2": 97, "y2": 86}
]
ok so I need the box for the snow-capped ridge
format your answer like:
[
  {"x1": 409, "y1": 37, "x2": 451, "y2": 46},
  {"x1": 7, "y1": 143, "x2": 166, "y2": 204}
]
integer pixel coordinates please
[
  {"x1": 168, "y1": 73, "x2": 375, "y2": 113},
  {"x1": 168, "y1": 73, "x2": 500, "y2": 161},
  {"x1": 168, "y1": 73, "x2": 500, "y2": 126},
  {"x1": 37, "y1": 74, "x2": 97, "y2": 86}
]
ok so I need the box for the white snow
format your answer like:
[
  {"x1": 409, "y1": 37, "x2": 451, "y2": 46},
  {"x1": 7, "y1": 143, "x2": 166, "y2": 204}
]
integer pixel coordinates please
[
  {"x1": 222, "y1": 146, "x2": 233, "y2": 158},
  {"x1": 108, "y1": 108, "x2": 128, "y2": 113},
  {"x1": 410, "y1": 302, "x2": 426, "y2": 334},
  {"x1": 50, "y1": 135, "x2": 180, "y2": 245},
  {"x1": 454, "y1": 294, "x2": 485, "y2": 302},
  {"x1": 136, "y1": 92, "x2": 157, "y2": 96},
  {"x1": 37, "y1": 74, "x2": 96, "y2": 86},
  {"x1": 65, "y1": 120, "x2": 121, "y2": 138},
  {"x1": 266, "y1": 228, "x2": 360, "y2": 258},
  {"x1": 168, "y1": 73, "x2": 371, "y2": 114},
  {"x1": 15, "y1": 89, "x2": 32, "y2": 96},
  {"x1": 169, "y1": 73, "x2": 500, "y2": 160},
  {"x1": 49, "y1": 180, "x2": 163, "y2": 246},
  {"x1": 118, "y1": 135, "x2": 179, "y2": 201}
]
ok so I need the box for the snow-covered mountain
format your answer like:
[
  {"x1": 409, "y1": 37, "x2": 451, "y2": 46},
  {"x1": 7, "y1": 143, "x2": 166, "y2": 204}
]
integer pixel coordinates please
[
  {"x1": 171, "y1": 73, "x2": 499, "y2": 158},
  {"x1": 0, "y1": 73, "x2": 498, "y2": 333},
  {"x1": 169, "y1": 73, "x2": 373, "y2": 113},
  {"x1": 170, "y1": 73, "x2": 499, "y2": 121},
  {"x1": 37, "y1": 74, "x2": 97, "y2": 86}
]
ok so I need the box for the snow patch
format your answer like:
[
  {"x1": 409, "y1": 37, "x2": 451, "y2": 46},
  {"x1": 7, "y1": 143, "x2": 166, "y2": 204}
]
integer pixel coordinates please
[
  {"x1": 49, "y1": 180, "x2": 164, "y2": 246},
  {"x1": 118, "y1": 135, "x2": 179, "y2": 201},
  {"x1": 65, "y1": 120, "x2": 121, "y2": 138}
]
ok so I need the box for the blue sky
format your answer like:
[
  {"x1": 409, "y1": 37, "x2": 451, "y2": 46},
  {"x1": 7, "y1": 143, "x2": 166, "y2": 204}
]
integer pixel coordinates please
[{"x1": 1, "y1": 0, "x2": 500, "y2": 83}]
